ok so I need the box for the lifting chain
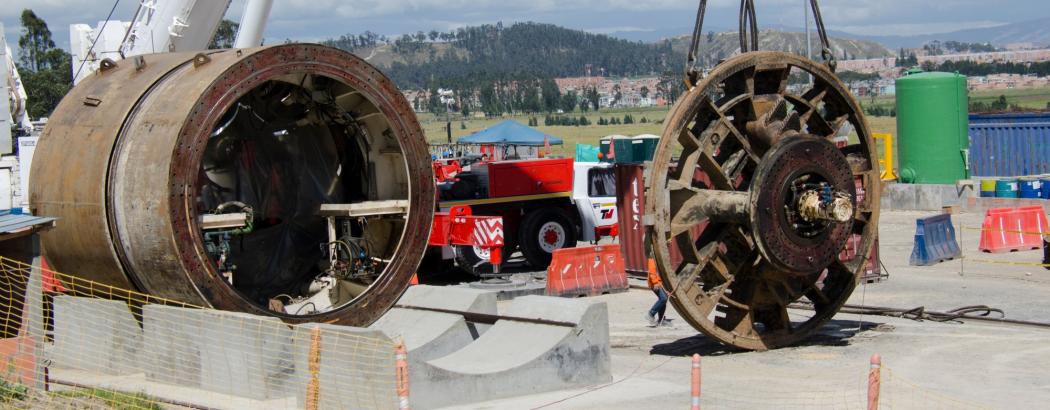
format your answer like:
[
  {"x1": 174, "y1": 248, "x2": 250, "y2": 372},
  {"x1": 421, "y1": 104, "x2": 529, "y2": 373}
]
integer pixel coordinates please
[{"x1": 685, "y1": 0, "x2": 837, "y2": 88}]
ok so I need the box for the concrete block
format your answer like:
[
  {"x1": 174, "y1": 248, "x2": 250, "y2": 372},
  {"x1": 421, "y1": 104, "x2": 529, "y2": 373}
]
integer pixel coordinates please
[
  {"x1": 50, "y1": 296, "x2": 142, "y2": 375},
  {"x1": 141, "y1": 304, "x2": 204, "y2": 386},
  {"x1": 371, "y1": 285, "x2": 499, "y2": 380},
  {"x1": 411, "y1": 295, "x2": 611, "y2": 409},
  {"x1": 197, "y1": 310, "x2": 296, "y2": 400},
  {"x1": 882, "y1": 183, "x2": 967, "y2": 211},
  {"x1": 394, "y1": 284, "x2": 497, "y2": 313},
  {"x1": 292, "y1": 324, "x2": 398, "y2": 410}
]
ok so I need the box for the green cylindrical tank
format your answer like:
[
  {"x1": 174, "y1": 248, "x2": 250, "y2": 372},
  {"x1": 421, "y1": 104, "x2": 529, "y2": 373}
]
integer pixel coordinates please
[{"x1": 896, "y1": 70, "x2": 969, "y2": 184}]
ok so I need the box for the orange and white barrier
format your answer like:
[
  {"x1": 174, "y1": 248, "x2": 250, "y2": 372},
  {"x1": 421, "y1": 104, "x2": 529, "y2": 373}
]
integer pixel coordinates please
[{"x1": 545, "y1": 245, "x2": 628, "y2": 298}]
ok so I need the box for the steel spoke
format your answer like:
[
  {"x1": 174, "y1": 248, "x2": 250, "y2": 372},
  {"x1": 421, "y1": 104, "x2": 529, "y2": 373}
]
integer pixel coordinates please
[{"x1": 754, "y1": 65, "x2": 791, "y2": 96}]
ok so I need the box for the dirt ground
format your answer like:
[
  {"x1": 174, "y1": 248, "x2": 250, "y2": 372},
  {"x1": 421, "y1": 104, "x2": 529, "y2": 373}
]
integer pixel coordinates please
[{"x1": 446, "y1": 210, "x2": 1050, "y2": 409}]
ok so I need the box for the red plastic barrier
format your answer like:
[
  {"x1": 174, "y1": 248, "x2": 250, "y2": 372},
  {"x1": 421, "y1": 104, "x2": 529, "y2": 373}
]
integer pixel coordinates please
[
  {"x1": 979, "y1": 206, "x2": 1048, "y2": 253},
  {"x1": 546, "y1": 245, "x2": 629, "y2": 298},
  {"x1": 39, "y1": 257, "x2": 67, "y2": 294}
]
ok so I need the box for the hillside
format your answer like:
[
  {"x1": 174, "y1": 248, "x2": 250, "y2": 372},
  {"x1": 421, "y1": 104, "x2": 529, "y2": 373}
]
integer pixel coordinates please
[
  {"x1": 323, "y1": 23, "x2": 891, "y2": 89},
  {"x1": 664, "y1": 29, "x2": 893, "y2": 64},
  {"x1": 836, "y1": 17, "x2": 1050, "y2": 48}
]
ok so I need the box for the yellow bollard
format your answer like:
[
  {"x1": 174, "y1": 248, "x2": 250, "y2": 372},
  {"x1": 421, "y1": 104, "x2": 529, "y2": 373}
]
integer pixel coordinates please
[{"x1": 873, "y1": 133, "x2": 898, "y2": 181}]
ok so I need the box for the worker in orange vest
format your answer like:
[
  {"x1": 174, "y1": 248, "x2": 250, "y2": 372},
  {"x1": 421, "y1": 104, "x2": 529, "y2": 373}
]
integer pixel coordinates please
[{"x1": 646, "y1": 258, "x2": 669, "y2": 327}]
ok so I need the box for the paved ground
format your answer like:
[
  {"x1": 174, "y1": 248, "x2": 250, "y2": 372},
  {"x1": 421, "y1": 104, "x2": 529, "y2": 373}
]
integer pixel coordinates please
[{"x1": 442, "y1": 210, "x2": 1050, "y2": 409}]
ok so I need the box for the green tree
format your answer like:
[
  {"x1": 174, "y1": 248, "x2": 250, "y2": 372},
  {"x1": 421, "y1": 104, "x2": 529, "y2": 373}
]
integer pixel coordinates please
[
  {"x1": 586, "y1": 87, "x2": 600, "y2": 111},
  {"x1": 17, "y1": 9, "x2": 55, "y2": 72},
  {"x1": 209, "y1": 19, "x2": 240, "y2": 49},
  {"x1": 640, "y1": 86, "x2": 649, "y2": 99},
  {"x1": 540, "y1": 78, "x2": 561, "y2": 112},
  {"x1": 17, "y1": 9, "x2": 72, "y2": 119},
  {"x1": 560, "y1": 91, "x2": 578, "y2": 113}
]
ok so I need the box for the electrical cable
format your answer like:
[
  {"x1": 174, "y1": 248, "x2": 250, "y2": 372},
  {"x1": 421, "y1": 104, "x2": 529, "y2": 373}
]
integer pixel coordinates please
[
  {"x1": 792, "y1": 302, "x2": 1050, "y2": 330},
  {"x1": 72, "y1": 0, "x2": 122, "y2": 82}
]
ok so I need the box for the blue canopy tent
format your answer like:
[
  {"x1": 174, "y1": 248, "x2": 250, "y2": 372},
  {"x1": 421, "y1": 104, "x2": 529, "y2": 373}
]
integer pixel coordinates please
[{"x1": 457, "y1": 120, "x2": 563, "y2": 146}]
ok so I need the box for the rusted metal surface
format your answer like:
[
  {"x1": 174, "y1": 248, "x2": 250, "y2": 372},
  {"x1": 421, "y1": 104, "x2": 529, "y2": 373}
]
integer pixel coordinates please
[
  {"x1": 647, "y1": 51, "x2": 881, "y2": 350},
  {"x1": 30, "y1": 44, "x2": 434, "y2": 326},
  {"x1": 614, "y1": 164, "x2": 647, "y2": 276}
]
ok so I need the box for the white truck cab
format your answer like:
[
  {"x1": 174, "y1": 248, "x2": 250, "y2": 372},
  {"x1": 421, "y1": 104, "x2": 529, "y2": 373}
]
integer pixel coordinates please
[{"x1": 572, "y1": 162, "x2": 619, "y2": 243}]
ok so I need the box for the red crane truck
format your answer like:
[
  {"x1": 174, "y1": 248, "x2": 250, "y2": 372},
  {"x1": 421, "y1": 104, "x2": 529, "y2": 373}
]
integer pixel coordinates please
[{"x1": 435, "y1": 158, "x2": 619, "y2": 275}]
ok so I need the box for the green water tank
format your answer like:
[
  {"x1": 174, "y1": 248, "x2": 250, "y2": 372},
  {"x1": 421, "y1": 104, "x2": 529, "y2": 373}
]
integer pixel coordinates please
[{"x1": 895, "y1": 70, "x2": 969, "y2": 184}]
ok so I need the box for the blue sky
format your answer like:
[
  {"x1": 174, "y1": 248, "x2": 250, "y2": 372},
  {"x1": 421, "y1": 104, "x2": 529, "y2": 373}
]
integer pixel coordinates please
[{"x1": 0, "y1": 0, "x2": 1043, "y2": 51}]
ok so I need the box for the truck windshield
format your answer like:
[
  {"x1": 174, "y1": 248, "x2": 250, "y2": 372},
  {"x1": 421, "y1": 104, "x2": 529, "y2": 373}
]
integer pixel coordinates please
[{"x1": 588, "y1": 168, "x2": 616, "y2": 197}]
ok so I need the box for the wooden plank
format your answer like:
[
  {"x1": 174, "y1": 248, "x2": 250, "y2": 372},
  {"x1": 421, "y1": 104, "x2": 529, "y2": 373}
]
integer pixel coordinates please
[
  {"x1": 199, "y1": 213, "x2": 249, "y2": 230},
  {"x1": 318, "y1": 200, "x2": 409, "y2": 217}
]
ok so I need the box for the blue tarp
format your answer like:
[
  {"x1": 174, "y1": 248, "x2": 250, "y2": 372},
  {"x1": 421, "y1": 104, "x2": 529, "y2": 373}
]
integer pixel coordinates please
[{"x1": 457, "y1": 120, "x2": 563, "y2": 146}]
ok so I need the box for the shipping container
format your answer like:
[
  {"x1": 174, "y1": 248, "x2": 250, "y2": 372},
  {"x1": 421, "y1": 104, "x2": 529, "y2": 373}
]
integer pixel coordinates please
[
  {"x1": 969, "y1": 122, "x2": 1050, "y2": 177},
  {"x1": 969, "y1": 112, "x2": 1050, "y2": 126},
  {"x1": 614, "y1": 164, "x2": 647, "y2": 276}
]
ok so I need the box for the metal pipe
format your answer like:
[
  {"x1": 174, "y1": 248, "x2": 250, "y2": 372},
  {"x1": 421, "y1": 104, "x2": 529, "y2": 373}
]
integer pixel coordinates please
[
  {"x1": 234, "y1": 0, "x2": 273, "y2": 48},
  {"x1": 31, "y1": 44, "x2": 434, "y2": 327}
]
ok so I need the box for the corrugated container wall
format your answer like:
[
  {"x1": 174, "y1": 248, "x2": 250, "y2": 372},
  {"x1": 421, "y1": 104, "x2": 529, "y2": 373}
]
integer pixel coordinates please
[
  {"x1": 896, "y1": 71, "x2": 969, "y2": 184},
  {"x1": 969, "y1": 121, "x2": 1050, "y2": 177},
  {"x1": 614, "y1": 164, "x2": 647, "y2": 276},
  {"x1": 969, "y1": 112, "x2": 1050, "y2": 126}
]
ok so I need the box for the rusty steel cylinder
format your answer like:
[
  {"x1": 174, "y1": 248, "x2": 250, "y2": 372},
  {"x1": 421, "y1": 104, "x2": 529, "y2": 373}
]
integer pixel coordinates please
[{"x1": 30, "y1": 44, "x2": 434, "y2": 326}]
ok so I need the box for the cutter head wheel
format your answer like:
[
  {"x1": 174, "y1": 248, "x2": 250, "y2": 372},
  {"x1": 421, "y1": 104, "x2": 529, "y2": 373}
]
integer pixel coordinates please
[{"x1": 647, "y1": 51, "x2": 881, "y2": 350}]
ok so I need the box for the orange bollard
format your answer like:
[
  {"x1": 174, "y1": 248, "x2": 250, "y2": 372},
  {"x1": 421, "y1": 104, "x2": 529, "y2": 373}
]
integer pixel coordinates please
[
  {"x1": 691, "y1": 354, "x2": 701, "y2": 410},
  {"x1": 868, "y1": 353, "x2": 881, "y2": 410},
  {"x1": 396, "y1": 342, "x2": 411, "y2": 410}
]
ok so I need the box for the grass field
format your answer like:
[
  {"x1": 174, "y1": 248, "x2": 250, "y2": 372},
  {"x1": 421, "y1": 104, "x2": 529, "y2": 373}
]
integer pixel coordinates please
[
  {"x1": 420, "y1": 107, "x2": 668, "y2": 157},
  {"x1": 863, "y1": 86, "x2": 1050, "y2": 111},
  {"x1": 420, "y1": 107, "x2": 900, "y2": 158}
]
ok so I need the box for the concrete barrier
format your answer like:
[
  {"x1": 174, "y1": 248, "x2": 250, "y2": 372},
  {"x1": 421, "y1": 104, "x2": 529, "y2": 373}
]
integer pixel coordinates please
[
  {"x1": 197, "y1": 310, "x2": 297, "y2": 401},
  {"x1": 141, "y1": 304, "x2": 203, "y2": 386},
  {"x1": 51, "y1": 296, "x2": 142, "y2": 375},
  {"x1": 411, "y1": 295, "x2": 611, "y2": 409},
  {"x1": 291, "y1": 324, "x2": 399, "y2": 410}
]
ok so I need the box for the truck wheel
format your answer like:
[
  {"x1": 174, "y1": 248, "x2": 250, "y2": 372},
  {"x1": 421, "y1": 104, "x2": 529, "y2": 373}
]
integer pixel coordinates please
[
  {"x1": 454, "y1": 245, "x2": 495, "y2": 277},
  {"x1": 519, "y1": 209, "x2": 577, "y2": 268}
]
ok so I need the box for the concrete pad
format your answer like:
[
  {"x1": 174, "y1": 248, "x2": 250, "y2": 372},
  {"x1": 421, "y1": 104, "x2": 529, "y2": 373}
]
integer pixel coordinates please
[
  {"x1": 50, "y1": 296, "x2": 142, "y2": 375},
  {"x1": 197, "y1": 310, "x2": 296, "y2": 400},
  {"x1": 140, "y1": 304, "x2": 203, "y2": 386},
  {"x1": 49, "y1": 368, "x2": 297, "y2": 410},
  {"x1": 411, "y1": 295, "x2": 611, "y2": 409},
  {"x1": 291, "y1": 323, "x2": 399, "y2": 410}
]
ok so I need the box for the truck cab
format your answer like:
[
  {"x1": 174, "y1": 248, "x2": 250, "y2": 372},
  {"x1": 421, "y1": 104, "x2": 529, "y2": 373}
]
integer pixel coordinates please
[{"x1": 572, "y1": 162, "x2": 618, "y2": 243}]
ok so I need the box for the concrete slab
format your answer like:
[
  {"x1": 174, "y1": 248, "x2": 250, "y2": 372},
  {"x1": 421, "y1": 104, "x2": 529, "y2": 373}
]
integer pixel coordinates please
[
  {"x1": 411, "y1": 295, "x2": 611, "y2": 409},
  {"x1": 49, "y1": 368, "x2": 297, "y2": 410},
  {"x1": 291, "y1": 323, "x2": 399, "y2": 410},
  {"x1": 50, "y1": 296, "x2": 142, "y2": 375},
  {"x1": 197, "y1": 310, "x2": 296, "y2": 400}
]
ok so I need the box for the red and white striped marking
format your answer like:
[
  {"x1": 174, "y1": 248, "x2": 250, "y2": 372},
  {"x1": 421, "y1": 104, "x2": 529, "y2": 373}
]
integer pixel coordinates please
[{"x1": 473, "y1": 219, "x2": 504, "y2": 246}]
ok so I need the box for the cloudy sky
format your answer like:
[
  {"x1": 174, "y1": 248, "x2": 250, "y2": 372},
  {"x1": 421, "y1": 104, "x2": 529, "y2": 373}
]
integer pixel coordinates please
[{"x1": 1, "y1": 0, "x2": 1043, "y2": 52}]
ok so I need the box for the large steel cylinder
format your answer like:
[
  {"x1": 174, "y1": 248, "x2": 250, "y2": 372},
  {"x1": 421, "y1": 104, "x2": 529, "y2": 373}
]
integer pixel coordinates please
[{"x1": 30, "y1": 44, "x2": 434, "y2": 326}]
